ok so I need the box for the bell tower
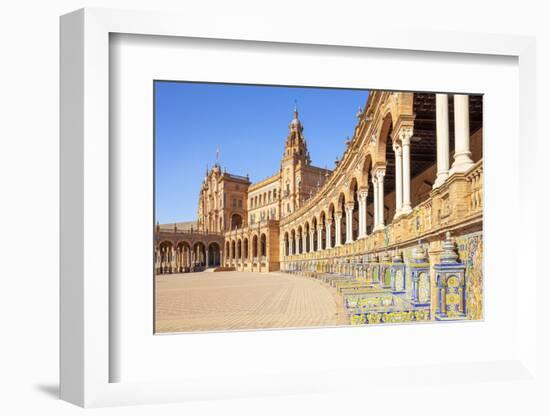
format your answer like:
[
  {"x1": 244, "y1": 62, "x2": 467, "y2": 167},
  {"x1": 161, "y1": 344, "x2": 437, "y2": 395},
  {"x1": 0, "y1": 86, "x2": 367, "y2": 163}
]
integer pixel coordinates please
[
  {"x1": 280, "y1": 105, "x2": 310, "y2": 218},
  {"x1": 282, "y1": 105, "x2": 310, "y2": 164}
]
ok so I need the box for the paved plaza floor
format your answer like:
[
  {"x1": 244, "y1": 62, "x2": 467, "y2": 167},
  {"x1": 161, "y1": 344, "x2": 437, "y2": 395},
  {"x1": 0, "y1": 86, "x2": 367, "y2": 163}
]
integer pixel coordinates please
[{"x1": 155, "y1": 271, "x2": 346, "y2": 333}]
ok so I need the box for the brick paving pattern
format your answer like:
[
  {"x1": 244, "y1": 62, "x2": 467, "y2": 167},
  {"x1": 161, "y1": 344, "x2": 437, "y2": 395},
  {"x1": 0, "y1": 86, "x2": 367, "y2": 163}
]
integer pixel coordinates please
[{"x1": 155, "y1": 271, "x2": 346, "y2": 333}]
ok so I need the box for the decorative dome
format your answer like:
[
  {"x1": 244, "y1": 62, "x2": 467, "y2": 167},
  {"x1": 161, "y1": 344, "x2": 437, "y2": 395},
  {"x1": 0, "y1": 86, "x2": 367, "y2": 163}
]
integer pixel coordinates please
[{"x1": 289, "y1": 105, "x2": 303, "y2": 132}]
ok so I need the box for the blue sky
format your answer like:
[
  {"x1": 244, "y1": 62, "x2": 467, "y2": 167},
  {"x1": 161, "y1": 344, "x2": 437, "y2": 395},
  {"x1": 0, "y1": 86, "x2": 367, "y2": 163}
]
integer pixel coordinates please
[{"x1": 155, "y1": 81, "x2": 369, "y2": 224}]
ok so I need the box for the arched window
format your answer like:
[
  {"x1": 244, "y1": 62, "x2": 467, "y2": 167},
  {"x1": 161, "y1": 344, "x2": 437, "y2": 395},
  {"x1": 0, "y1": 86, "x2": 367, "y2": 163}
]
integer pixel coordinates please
[{"x1": 231, "y1": 213, "x2": 243, "y2": 229}]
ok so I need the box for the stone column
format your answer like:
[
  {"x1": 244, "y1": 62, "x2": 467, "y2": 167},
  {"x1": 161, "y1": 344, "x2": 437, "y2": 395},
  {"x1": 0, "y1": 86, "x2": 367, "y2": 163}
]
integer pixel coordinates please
[
  {"x1": 401, "y1": 128, "x2": 413, "y2": 214},
  {"x1": 434, "y1": 93, "x2": 450, "y2": 188},
  {"x1": 450, "y1": 94, "x2": 474, "y2": 174},
  {"x1": 334, "y1": 212, "x2": 343, "y2": 247},
  {"x1": 309, "y1": 230, "x2": 315, "y2": 252},
  {"x1": 358, "y1": 189, "x2": 368, "y2": 238},
  {"x1": 206, "y1": 249, "x2": 210, "y2": 267},
  {"x1": 345, "y1": 202, "x2": 354, "y2": 244},
  {"x1": 302, "y1": 231, "x2": 308, "y2": 254},
  {"x1": 326, "y1": 220, "x2": 333, "y2": 249},
  {"x1": 317, "y1": 226, "x2": 323, "y2": 251},
  {"x1": 372, "y1": 175, "x2": 379, "y2": 229},
  {"x1": 393, "y1": 142, "x2": 403, "y2": 219},
  {"x1": 373, "y1": 169, "x2": 386, "y2": 231},
  {"x1": 289, "y1": 236, "x2": 294, "y2": 256},
  {"x1": 219, "y1": 250, "x2": 222, "y2": 267}
]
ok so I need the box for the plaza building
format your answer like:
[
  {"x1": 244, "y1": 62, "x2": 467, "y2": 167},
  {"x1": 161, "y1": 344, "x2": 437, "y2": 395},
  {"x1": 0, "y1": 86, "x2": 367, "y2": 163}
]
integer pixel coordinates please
[{"x1": 156, "y1": 91, "x2": 484, "y2": 323}]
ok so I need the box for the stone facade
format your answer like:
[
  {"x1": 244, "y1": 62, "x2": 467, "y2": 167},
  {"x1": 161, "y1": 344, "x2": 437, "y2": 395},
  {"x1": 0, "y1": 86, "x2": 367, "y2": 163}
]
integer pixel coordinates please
[{"x1": 197, "y1": 164, "x2": 251, "y2": 233}]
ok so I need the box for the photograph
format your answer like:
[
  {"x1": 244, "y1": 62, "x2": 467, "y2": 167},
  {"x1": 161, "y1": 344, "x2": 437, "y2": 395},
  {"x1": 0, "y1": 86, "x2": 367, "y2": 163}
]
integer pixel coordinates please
[{"x1": 153, "y1": 81, "x2": 483, "y2": 334}]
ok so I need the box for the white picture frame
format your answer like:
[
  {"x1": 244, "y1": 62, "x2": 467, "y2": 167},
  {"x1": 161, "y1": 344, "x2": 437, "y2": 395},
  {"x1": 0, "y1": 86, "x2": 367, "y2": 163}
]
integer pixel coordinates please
[{"x1": 60, "y1": 7, "x2": 541, "y2": 408}]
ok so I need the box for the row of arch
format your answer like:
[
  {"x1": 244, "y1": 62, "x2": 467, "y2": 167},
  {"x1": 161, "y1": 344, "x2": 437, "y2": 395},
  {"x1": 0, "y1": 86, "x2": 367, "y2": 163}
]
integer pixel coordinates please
[
  {"x1": 283, "y1": 174, "x2": 373, "y2": 256},
  {"x1": 224, "y1": 233, "x2": 267, "y2": 262},
  {"x1": 156, "y1": 240, "x2": 222, "y2": 274},
  {"x1": 281, "y1": 102, "x2": 401, "y2": 256}
]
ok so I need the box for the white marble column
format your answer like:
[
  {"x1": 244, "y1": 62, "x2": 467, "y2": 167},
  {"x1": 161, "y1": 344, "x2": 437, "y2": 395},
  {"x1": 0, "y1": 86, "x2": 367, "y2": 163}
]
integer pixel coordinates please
[
  {"x1": 345, "y1": 202, "x2": 354, "y2": 243},
  {"x1": 302, "y1": 232, "x2": 308, "y2": 254},
  {"x1": 434, "y1": 93, "x2": 450, "y2": 188},
  {"x1": 372, "y1": 175, "x2": 379, "y2": 229},
  {"x1": 309, "y1": 230, "x2": 315, "y2": 252},
  {"x1": 317, "y1": 226, "x2": 323, "y2": 251},
  {"x1": 374, "y1": 169, "x2": 386, "y2": 231},
  {"x1": 401, "y1": 128, "x2": 413, "y2": 214},
  {"x1": 450, "y1": 94, "x2": 474, "y2": 174},
  {"x1": 334, "y1": 212, "x2": 343, "y2": 247},
  {"x1": 326, "y1": 220, "x2": 333, "y2": 249},
  {"x1": 358, "y1": 189, "x2": 368, "y2": 238},
  {"x1": 289, "y1": 236, "x2": 294, "y2": 256},
  {"x1": 393, "y1": 142, "x2": 403, "y2": 219}
]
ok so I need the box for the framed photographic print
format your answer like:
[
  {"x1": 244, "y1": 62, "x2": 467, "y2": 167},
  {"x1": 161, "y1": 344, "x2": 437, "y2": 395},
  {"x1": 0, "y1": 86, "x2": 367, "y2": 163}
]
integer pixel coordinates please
[{"x1": 60, "y1": 7, "x2": 541, "y2": 409}]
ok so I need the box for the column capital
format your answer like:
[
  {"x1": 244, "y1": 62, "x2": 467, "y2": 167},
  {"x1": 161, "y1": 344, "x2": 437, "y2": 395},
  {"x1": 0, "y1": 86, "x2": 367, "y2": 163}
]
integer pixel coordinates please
[
  {"x1": 399, "y1": 126, "x2": 414, "y2": 146},
  {"x1": 358, "y1": 189, "x2": 369, "y2": 201},
  {"x1": 334, "y1": 211, "x2": 343, "y2": 220},
  {"x1": 374, "y1": 168, "x2": 386, "y2": 180},
  {"x1": 345, "y1": 201, "x2": 355, "y2": 212}
]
